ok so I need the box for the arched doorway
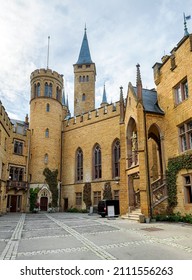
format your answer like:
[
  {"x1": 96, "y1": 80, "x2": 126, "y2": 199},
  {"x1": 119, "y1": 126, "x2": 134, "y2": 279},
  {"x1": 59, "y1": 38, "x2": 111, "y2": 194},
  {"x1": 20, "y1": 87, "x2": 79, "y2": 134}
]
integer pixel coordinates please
[
  {"x1": 37, "y1": 185, "x2": 52, "y2": 211},
  {"x1": 127, "y1": 117, "x2": 140, "y2": 210},
  {"x1": 148, "y1": 124, "x2": 167, "y2": 208},
  {"x1": 40, "y1": 197, "x2": 48, "y2": 211},
  {"x1": 148, "y1": 124, "x2": 163, "y2": 181}
]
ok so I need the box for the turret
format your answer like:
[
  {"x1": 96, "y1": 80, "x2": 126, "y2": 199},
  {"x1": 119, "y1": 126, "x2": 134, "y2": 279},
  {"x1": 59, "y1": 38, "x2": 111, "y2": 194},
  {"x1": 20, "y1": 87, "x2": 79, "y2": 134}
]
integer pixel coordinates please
[
  {"x1": 29, "y1": 68, "x2": 64, "y2": 185},
  {"x1": 73, "y1": 28, "x2": 96, "y2": 116}
]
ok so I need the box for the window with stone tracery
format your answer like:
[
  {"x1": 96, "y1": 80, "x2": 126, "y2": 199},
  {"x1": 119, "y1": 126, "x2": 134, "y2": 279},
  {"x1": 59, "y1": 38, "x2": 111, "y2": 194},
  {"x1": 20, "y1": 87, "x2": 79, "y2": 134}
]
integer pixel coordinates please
[
  {"x1": 93, "y1": 144, "x2": 102, "y2": 179},
  {"x1": 76, "y1": 148, "x2": 83, "y2": 181},
  {"x1": 9, "y1": 166, "x2": 24, "y2": 181},
  {"x1": 14, "y1": 140, "x2": 23, "y2": 155},
  {"x1": 112, "y1": 139, "x2": 120, "y2": 178}
]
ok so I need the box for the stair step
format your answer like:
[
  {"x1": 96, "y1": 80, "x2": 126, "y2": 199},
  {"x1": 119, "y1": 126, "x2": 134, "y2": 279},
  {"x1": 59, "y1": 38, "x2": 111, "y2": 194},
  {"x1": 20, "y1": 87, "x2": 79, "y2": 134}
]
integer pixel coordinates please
[
  {"x1": 128, "y1": 213, "x2": 140, "y2": 217},
  {"x1": 128, "y1": 216, "x2": 140, "y2": 221}
]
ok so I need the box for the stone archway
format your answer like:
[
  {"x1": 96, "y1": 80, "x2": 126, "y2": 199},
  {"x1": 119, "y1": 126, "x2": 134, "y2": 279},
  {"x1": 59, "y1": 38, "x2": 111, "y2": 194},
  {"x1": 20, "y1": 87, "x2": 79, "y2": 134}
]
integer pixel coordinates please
[
  {"x1": 148, "y1": 123, "x2": 164, "y2": 181},
  {"x1": 37, "y1": 185, "x2": 52, "y2": 211}
]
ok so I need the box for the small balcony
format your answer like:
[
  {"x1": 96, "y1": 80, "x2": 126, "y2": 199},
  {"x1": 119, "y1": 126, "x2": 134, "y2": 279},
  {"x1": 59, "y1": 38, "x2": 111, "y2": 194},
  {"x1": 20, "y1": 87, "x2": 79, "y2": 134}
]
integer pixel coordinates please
[{"x1": 6, "y1": 180, "x2": 28, "y2": 192}]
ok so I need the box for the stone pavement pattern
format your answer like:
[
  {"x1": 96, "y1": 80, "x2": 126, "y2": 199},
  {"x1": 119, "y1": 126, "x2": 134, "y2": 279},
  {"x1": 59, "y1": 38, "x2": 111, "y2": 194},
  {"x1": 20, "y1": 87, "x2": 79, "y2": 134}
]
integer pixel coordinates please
[{"x1": 0, "y1": 212, "x2": 192, "y2": 260}]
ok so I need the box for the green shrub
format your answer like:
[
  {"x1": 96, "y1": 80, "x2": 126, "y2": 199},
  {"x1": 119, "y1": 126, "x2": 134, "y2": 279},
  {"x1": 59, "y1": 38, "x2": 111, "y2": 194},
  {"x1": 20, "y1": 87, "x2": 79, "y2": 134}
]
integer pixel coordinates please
[
  {"x1": 183, "y1": 214, "x2": 192, "y2": 223},
  {"x1": 67, "y1": 207, "x2": 88, "y2": 213},
  {"x1": 155, "y1": 212, "x2": 192, "y2": 224}
]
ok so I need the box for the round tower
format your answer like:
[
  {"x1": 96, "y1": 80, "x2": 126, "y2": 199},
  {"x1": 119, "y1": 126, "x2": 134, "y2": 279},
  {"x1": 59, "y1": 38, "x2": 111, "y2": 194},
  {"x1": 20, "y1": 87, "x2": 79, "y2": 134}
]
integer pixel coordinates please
[{"x1": 29, "y1": 68, "x2": 64, "y2": 207}]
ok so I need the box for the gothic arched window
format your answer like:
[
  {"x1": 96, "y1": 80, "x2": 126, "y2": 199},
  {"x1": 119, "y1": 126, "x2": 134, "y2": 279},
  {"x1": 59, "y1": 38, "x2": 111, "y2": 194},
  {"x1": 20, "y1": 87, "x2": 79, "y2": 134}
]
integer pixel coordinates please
[
  {"x1": 82, "y1": 93, "x2": 86, "y2": 101},
  {"x1": 44, "y1": 82, "x2": 49, "y2": 96},
  {"x1": 34, "y1": 84, "x2": 37, "y2": 98},
  {"x1": 49, "y1": 83, "x2": 52, "y2": 97},
  {"x1": 44, "y1": 153, "x2": 48, "y2": 164},
  {"x1": 45, "y1": 128, "x2": 49, "y2": 138},
  {"x1": 76, "y1": 148, "x2": 83, "y2": 181},
  {"x1": 46, "y1": 103, "x2": 50, "y2": 112},
  {"x1": 93, "y1": 144, "x2": 102, "y2": 179},
  {"x1": 112, "y1": 139, "x2": 121, "y2": 178},
  {"x1": 56, "y1": 86, "x2": 60, "y2": 100},
  {"x1": 37, "y1": 83, "x2": 40, "y2": 96}
]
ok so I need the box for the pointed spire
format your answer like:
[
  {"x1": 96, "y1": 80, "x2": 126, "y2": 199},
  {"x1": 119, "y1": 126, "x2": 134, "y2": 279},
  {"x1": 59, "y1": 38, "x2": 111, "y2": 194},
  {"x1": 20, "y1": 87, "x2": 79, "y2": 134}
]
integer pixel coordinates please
[
  {"x1": 119, "y1": 86, "x2": 124, "y2": 124},
  {"x1": 76, "y1": 27, "x2": 93, "y2": 65},
  {"x1": 66, "y1": 93, "x2": 69, "y2": 108},
  {"x1": 136, "y1": 64, "x2": 143, "y2": 101},
  {"x1": 100, "y1": 84, "x2": 108, "y2": 107},
  {"x1": 62, "y1": 89, "x2": 66, "y2": 106},
  {"x1": 183, "y1": 13, "x2": 191, "y2": 36},
  {"x1": 66, "y1": 94, "x2": 71, "y2": 118},
  {"x1": 120, "y1": 86, "x2": 124, "y2": 102}
]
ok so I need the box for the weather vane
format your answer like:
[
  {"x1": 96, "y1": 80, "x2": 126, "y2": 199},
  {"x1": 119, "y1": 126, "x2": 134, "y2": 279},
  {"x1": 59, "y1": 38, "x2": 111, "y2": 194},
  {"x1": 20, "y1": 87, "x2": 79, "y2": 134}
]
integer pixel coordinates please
[{"x1": 183, "y1": 13, "x2": 191, "y2": 36}]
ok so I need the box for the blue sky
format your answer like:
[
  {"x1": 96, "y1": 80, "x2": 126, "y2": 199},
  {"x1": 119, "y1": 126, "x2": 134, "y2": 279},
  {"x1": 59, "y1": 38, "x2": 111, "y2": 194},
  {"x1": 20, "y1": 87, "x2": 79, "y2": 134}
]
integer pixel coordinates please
[{"x1": 0, "y1": 0, "x2": 191, "y2": 120}]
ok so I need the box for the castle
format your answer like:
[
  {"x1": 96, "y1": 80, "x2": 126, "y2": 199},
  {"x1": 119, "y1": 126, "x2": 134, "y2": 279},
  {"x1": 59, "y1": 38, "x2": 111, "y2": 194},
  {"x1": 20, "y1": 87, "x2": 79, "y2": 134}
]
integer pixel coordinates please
[{"x1": 0, "y1": 27, "x2": 192, "y2": 218}]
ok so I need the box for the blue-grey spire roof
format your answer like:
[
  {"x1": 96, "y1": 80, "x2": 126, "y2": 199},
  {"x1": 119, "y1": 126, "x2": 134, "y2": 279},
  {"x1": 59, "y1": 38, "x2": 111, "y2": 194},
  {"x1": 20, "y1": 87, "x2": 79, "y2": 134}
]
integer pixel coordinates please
[
  {"x1": 62, "y1": 89, "x2": 66, "y2": 106},
  {"x1": 76, "y1": 28, "x2": 93, "y2": 65},
  {"x1": 100, "y1": 84, "x2": 108, "y2": 107},
  {"x1": 102, "y1": 84, "x2": 107, "y2": 103},
  {"x1": 66, "y1": 93, "x2": 69, "y2": 108}
]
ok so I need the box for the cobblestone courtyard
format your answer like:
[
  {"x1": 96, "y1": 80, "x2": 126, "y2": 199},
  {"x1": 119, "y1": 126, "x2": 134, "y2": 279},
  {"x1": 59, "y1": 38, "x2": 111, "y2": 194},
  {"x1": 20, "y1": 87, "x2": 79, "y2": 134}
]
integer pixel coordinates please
[{"x1": 0, "y1": 212, "x2": 192, "y2": 260}]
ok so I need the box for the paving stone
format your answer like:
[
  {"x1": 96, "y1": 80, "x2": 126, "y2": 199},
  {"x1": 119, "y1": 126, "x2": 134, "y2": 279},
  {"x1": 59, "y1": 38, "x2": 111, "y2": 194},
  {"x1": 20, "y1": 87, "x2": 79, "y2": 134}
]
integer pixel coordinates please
[{"x1": 0, "y1": 212, "x2": 192, "y2": 260}]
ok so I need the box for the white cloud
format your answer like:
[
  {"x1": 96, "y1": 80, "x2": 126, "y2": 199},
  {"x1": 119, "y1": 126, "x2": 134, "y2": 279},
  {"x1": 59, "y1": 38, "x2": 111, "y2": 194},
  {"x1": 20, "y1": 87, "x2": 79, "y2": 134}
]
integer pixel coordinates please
[{"x1": 0, "y1": 0, "x2": 192, "y2": 119}]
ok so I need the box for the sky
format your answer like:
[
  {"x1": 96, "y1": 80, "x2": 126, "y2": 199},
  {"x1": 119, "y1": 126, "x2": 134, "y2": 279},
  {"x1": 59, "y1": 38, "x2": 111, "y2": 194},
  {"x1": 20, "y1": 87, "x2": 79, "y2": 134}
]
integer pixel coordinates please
[{"x1": 0, "y1": 0, "x2": 191, "y2": 120}]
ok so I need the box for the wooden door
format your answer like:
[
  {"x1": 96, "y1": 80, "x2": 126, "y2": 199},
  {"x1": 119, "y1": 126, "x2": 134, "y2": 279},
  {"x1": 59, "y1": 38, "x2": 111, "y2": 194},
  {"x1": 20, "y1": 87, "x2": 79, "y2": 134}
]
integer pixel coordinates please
[
  {"x1": 64, "y1": 198, "x2": 68, "y2": 211},
  {"x1": 10, "y1": 195, "x2": 17, "y2": 212},
  {"x1": 40, "y1": 197, "x2": 48, "y2": 211}
]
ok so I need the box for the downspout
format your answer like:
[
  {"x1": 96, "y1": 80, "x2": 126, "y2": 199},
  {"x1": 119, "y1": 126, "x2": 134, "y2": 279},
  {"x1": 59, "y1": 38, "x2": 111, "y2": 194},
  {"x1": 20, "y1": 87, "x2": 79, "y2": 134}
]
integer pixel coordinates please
[
  {"x1": 25, "y1": 129, "x2": 30, "y2": 212},
  {"x1": 59, "y1": 127, "x2": 64, "y2": 212},
  {"x1": 143, "y1": 110, "x2": 152, "y2": 218}
]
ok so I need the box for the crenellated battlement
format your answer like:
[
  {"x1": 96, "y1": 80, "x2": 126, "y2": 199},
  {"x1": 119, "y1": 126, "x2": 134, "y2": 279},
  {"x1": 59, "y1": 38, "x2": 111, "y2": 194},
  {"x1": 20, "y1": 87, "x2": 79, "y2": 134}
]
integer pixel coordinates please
[
  {"x1": 0, "y1": 101, "x2": 12, "y2": 132},
  {"x1": 63, "y1": 101, "x2": 120, "y2": 130},
  {"x1": 30, "y1": 68, "x2": 64, "y2": 102},
  {"x1": 30, "y1": 68, "x2": 63, "y2": 83}
]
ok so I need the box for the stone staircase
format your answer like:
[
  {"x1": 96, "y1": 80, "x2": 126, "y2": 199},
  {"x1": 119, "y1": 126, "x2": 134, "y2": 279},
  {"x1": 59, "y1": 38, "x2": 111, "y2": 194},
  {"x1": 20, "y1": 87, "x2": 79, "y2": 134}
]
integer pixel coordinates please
[{"x1": 122, "y1": 208, "x2": 143, "y2": 222}]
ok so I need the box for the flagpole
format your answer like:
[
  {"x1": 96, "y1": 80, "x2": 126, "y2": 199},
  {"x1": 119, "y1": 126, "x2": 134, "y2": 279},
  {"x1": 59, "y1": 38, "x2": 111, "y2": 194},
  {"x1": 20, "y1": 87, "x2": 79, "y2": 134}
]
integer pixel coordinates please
[{"x1": 47, "y1": 36, "x2": 50, "y2": 69}]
